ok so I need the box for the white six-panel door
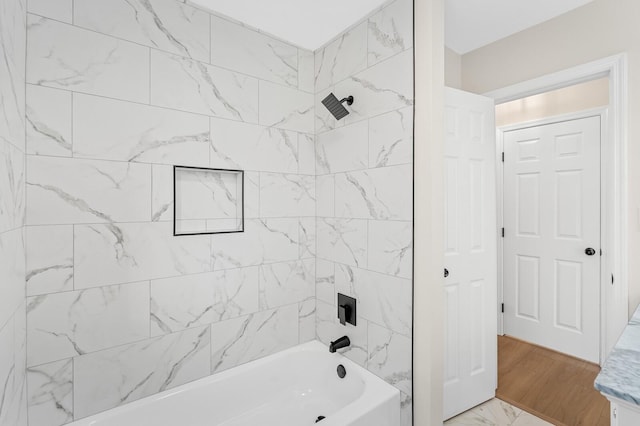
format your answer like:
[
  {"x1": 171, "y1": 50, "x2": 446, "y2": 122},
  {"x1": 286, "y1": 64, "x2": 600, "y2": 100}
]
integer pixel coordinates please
[
  {"x1": 443, "y1": 88, "x2": 497, "y2": 420},
  {"x1": 503, "y1": 116, "x2": 601, "y2": 363}
]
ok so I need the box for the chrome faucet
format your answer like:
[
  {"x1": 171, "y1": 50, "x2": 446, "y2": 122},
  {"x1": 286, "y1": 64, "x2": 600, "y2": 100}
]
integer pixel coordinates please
[{"x1": 329, "y1": 336, "x2": 351, "y2": 353}]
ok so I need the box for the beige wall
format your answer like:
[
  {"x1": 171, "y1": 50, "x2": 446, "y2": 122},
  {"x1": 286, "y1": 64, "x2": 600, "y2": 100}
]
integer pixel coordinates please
[
  {"x1": 495, "y1": 77, "x2": 609, "y2": 127},
  {"x1": 461, "y1": 0, "x2": 640, "y2": 313},
  {"x1": 415, "y1": 0, "x2": 445, "y2": 424},
  {"x1": 445, "y1": 47, "x2": 462, "y2": 88}
]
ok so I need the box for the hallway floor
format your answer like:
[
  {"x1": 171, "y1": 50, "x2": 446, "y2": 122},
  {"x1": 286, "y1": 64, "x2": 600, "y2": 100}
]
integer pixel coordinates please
[
  {"x1": 496, "y1": 335, "x2": 609, "y2": 426},
  {"x1": 445, "y1": 336, "x2": 610, "y2": 425}
]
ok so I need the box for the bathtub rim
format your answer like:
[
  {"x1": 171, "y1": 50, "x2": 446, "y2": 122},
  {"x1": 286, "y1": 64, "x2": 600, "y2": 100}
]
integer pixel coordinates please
[{"x1": 67, "y1": 339, "x2": 400, "y2": 426}]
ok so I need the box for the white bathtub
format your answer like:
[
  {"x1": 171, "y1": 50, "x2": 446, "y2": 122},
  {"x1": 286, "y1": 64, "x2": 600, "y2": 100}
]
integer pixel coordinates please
[{"x1": 69, "y1": 340, "x2": 400, "y2": 426}]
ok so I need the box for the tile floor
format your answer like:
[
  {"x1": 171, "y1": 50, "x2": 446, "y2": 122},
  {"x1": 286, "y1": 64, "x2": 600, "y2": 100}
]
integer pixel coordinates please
[{"x1": 445, "y1": 398, "x2": 554, "y2": 426}]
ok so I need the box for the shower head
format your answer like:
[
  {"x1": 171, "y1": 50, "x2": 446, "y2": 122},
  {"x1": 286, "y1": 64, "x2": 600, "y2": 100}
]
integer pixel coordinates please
[{"x1": 321, "y1": 93, "x2": 354, "y2": 121}]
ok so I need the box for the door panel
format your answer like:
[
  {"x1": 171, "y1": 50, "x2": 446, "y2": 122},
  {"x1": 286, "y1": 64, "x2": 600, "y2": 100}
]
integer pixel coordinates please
[
  {"x1": 443, "y1": 88, "x2": 497, "y2": 420},
  {"x1": 503, "y1": 116, "x2": 601, "y2": 363}
]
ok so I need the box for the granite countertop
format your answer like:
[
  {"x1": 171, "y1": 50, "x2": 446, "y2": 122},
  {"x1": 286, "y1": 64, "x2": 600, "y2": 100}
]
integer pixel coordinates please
[{"x1": 595, "y1": 305, "x2": 640, "y2": 405}]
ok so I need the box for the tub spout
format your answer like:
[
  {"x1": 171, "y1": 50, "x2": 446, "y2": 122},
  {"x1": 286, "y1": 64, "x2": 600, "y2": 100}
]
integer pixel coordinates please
[{"x1": 329, "y1": 336, "x2": 351, "y2": 353}]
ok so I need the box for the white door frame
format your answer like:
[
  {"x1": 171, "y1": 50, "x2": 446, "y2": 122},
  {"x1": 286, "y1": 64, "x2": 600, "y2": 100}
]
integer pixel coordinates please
[
  {"x1": 497, "y1": 108, "x2": 606, "y2": 362},
  {"x1": 486, "y1": 54, "x2": 629, "y2": 362}
]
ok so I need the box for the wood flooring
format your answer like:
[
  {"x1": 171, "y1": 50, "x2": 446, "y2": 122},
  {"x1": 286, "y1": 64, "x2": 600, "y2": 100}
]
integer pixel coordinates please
[{"x1": 497, "y1": 335, "x2": 610, "y2": 426}]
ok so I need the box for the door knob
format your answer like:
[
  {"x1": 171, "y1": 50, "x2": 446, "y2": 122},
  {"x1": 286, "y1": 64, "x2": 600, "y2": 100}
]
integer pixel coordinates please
[
  {"x1": 444, "y1": 268, "x2": 449, "y2": 278},
  {"x1": 585, "y1": 248, "x2": 596, "y2": 256}
]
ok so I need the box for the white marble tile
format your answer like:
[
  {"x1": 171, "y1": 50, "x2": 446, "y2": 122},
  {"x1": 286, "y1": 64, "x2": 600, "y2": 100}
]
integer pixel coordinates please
[
  {"x1": 316, "y1": 259, "x2": 335, "y2": 305},
  {"x1": 334, "y1": 164, "x2": 413, "y2": 220},
  {"x1": 368, "y1": 220, "x2": 412, "y2": 279},
  {"x1": 400, "y1": 392, "x2": 412, "y2": 426},
  {"x1": 298, "y1": 49, "x2": 315, "y2": 93},
  {"x1": 316, "y1": 218, "x2": 367, "y2": 268},
  {"x1": 298, "y1": 133, "x2": 316, "y2": 175},
  {"x1": 259, "y1": 173, "x2": 315, "y2": 218},
  {"x1": 74, "y1": 94, "x2": 209, "y2": 165},
  {"x1": 210, "y1": 15, "x2": 297, "y2": 87},
  {"x1": 210, "y1": 218, "x2": 298, "y2": 270},
  {"x1": 74, "y1": 221, "x2": 211, "y2": 288},
  {"x1": 368, "y1": 0, "x2": 414, "y2": 66},
  {"x1": 258, "y1": 80, "x2": 314, "y2": 133},
  {"x1": 368, "y1": 322, "x2": 411, "y2": 395},
  {"x1": 74, "y1": 0, "x2": 210, "y2": 62},
  {"x1": 151, "y1": 164, "x2": 173, "y2": 222},
  {"x1": 26, "y1": 359, "x2": 73, "y2": 426},
  {"x1": 244, "y1": 171, "x2": 260, "y2": 219},
  {"x1": 299, "y1": 298, "x2": 316, "y2": 343},
  {"x1": 26, "y1": 156, "x2": 152, "y2": 225},
  {"x1": 444, "y1": 411, "x2": 495, "y2": 426},
  {"x1": 0, "y1": 141, "x2": 26, "y2": 234},
  {"x1": 0, "y1": 0, "x2": 26, "y2": 152},
  {"x1": 74, "y1": 326, "x2": 211, "y2": 419},
  {"x1": 314, "y1": 22, "x2": 367, "y2": 92},
  {"x1": 26, "y1": 225, "x2": 73, "y2": 296},
  {"x1": 26, "y1": 85, "x2": 72, "y2": 157},
  {"x1": 0, "y1": 228, "x2": 25, "y2": 333},
  {"x1": 369, "y1": 106, "x2": 413, "y2": 167},
  {"x1": 209, "y1": 117, "x2": 298, "y2": 173},
  {"x1": 316, "y1": 175, "x2": 335, "y2": 218},
  {"x1": 473, "y1": 399, "x2": 522, "y2": 425},
  {"x1": 316, "y1": 120, "x2": 368, "y2": 174},
  {"x1": 0, "y1": 307, "x2": 28, "y2": 426},
  {"x1": 150, "y1": 50, "x2": 258, "y2": 122},
  {"x1": 155, "y1": 166, "x2": 249, "y2": 225},
  {"x1": 27, "y1": 15, "x2": 149, "y2": 103},
  {"x1": 316, "y1": 300, "x2": 368, "y2": 367},
  {"x1": 512, "y1": 412, "x2": 553, "y2": 426},
  {"x1": 298, "y1": 217, "x2": 316, "y2": 259},
  {"x1": 335, "y1": 49, "x2": 413, "y2": 125},
  {"x1": 259, "y1": 259, "x2": 315, "y2": 310},
  {"x1": 210, "y1": 305, "x2": 298, "y2": 373},
  {"x1": 174, "y1": 167, "x2": 243, "y2": 234},
  {"x1": 150, "y1": 267, "x2": 259, "y2": 335},
  {"x1": 26, "y1": 281, "x2": 150, "y2": 367},
  {"x1": 27, "y1": 0, "x2": 72, "y2": 23},
  {"x1": 336, "y1": 265, "x2": 412, "y2": 337}
]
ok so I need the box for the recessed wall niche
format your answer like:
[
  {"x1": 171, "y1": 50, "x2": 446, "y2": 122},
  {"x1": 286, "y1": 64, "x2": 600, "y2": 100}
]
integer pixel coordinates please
[{"x1": 173, "y1": 166, "x2": 244, "y2": 236}]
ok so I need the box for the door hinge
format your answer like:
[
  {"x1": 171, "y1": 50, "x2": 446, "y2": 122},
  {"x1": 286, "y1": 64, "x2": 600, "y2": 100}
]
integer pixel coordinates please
[
  {"x1": 612, "y1": 274, "x2": 615, "y2": 285},
  {"x1": 501, "y1": 303, "x2": 505, "y2": 313},
  {"x1": 501, "y1": 152, "x2": 505, "y2": 162},
  {"x1": 600, "y1": 249, "x2": 603, "y2": 256},
  {"x1": 501, "y1": 228, "x2": 505, "y2": 238}
]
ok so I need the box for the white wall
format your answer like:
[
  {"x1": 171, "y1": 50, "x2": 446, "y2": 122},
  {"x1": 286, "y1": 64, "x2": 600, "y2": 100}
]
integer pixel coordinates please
[
  {"x1": 414, "y1": 0, "x2": 445, "y2": 424},
  {"x1": 0, "y1": 0, "x2": 27, "y2": 424},
  {"x1": 312, "y1": 0, "x2": 414, "y2": 424},
  {"x1": 445, "y1": 47, "x2": 462, "y2": 89},
  {"x1": 24, "y1": 0, "x2": 316, "y2": 423},
  {"x1": 461, "y1": 0, "x2": 640, "y2": 313},
  {"x1": 495, "y1": 77, "x2": 609, "y2": 127}
]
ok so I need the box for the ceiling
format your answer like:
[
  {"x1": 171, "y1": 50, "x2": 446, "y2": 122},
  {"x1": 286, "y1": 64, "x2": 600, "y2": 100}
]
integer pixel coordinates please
[
  {"x1": 445, "y1": 0, "x2": 595, "y2": 54},
  {"x1": 190, "y1": 0, "x2": 595, "y2": 54},
  {"x1": 189, "y1": 0, "x2": 391, "y2": 51}
]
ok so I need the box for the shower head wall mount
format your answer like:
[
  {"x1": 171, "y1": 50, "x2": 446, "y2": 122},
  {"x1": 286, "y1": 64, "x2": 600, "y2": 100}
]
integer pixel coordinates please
[{"x1": 321, "y1": 93, "x2": 354, "y2": 121}]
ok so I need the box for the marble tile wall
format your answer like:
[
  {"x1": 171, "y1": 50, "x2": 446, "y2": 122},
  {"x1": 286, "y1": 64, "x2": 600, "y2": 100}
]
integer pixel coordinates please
[
  {"x1": 0, "y1": 0, "x2": 28, "y2": 424},
  {"x1": 24, "y1": 1, "x2": 316, "y2": 424},
  {"x1": 313, "y1": 0, "x2": 414, "y2": 425},
  {"x1": 23, "y1": 0, "x2": 415, "y2": 424}
]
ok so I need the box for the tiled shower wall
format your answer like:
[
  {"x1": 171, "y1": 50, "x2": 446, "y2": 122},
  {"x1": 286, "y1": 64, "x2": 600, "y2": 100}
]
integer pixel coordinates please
[
  {"x1": 0, "y1": 0, "x2": 28, "y2": 424},
  {"x1": 21, "y1": 0, "x2": 415, "y2": 425},
  {"x1": 24, "y1": 0, "x2": 315, "y2": 424},
  {"x1": 313, "y1": 0, "x2": 414, "y2": 425}
]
